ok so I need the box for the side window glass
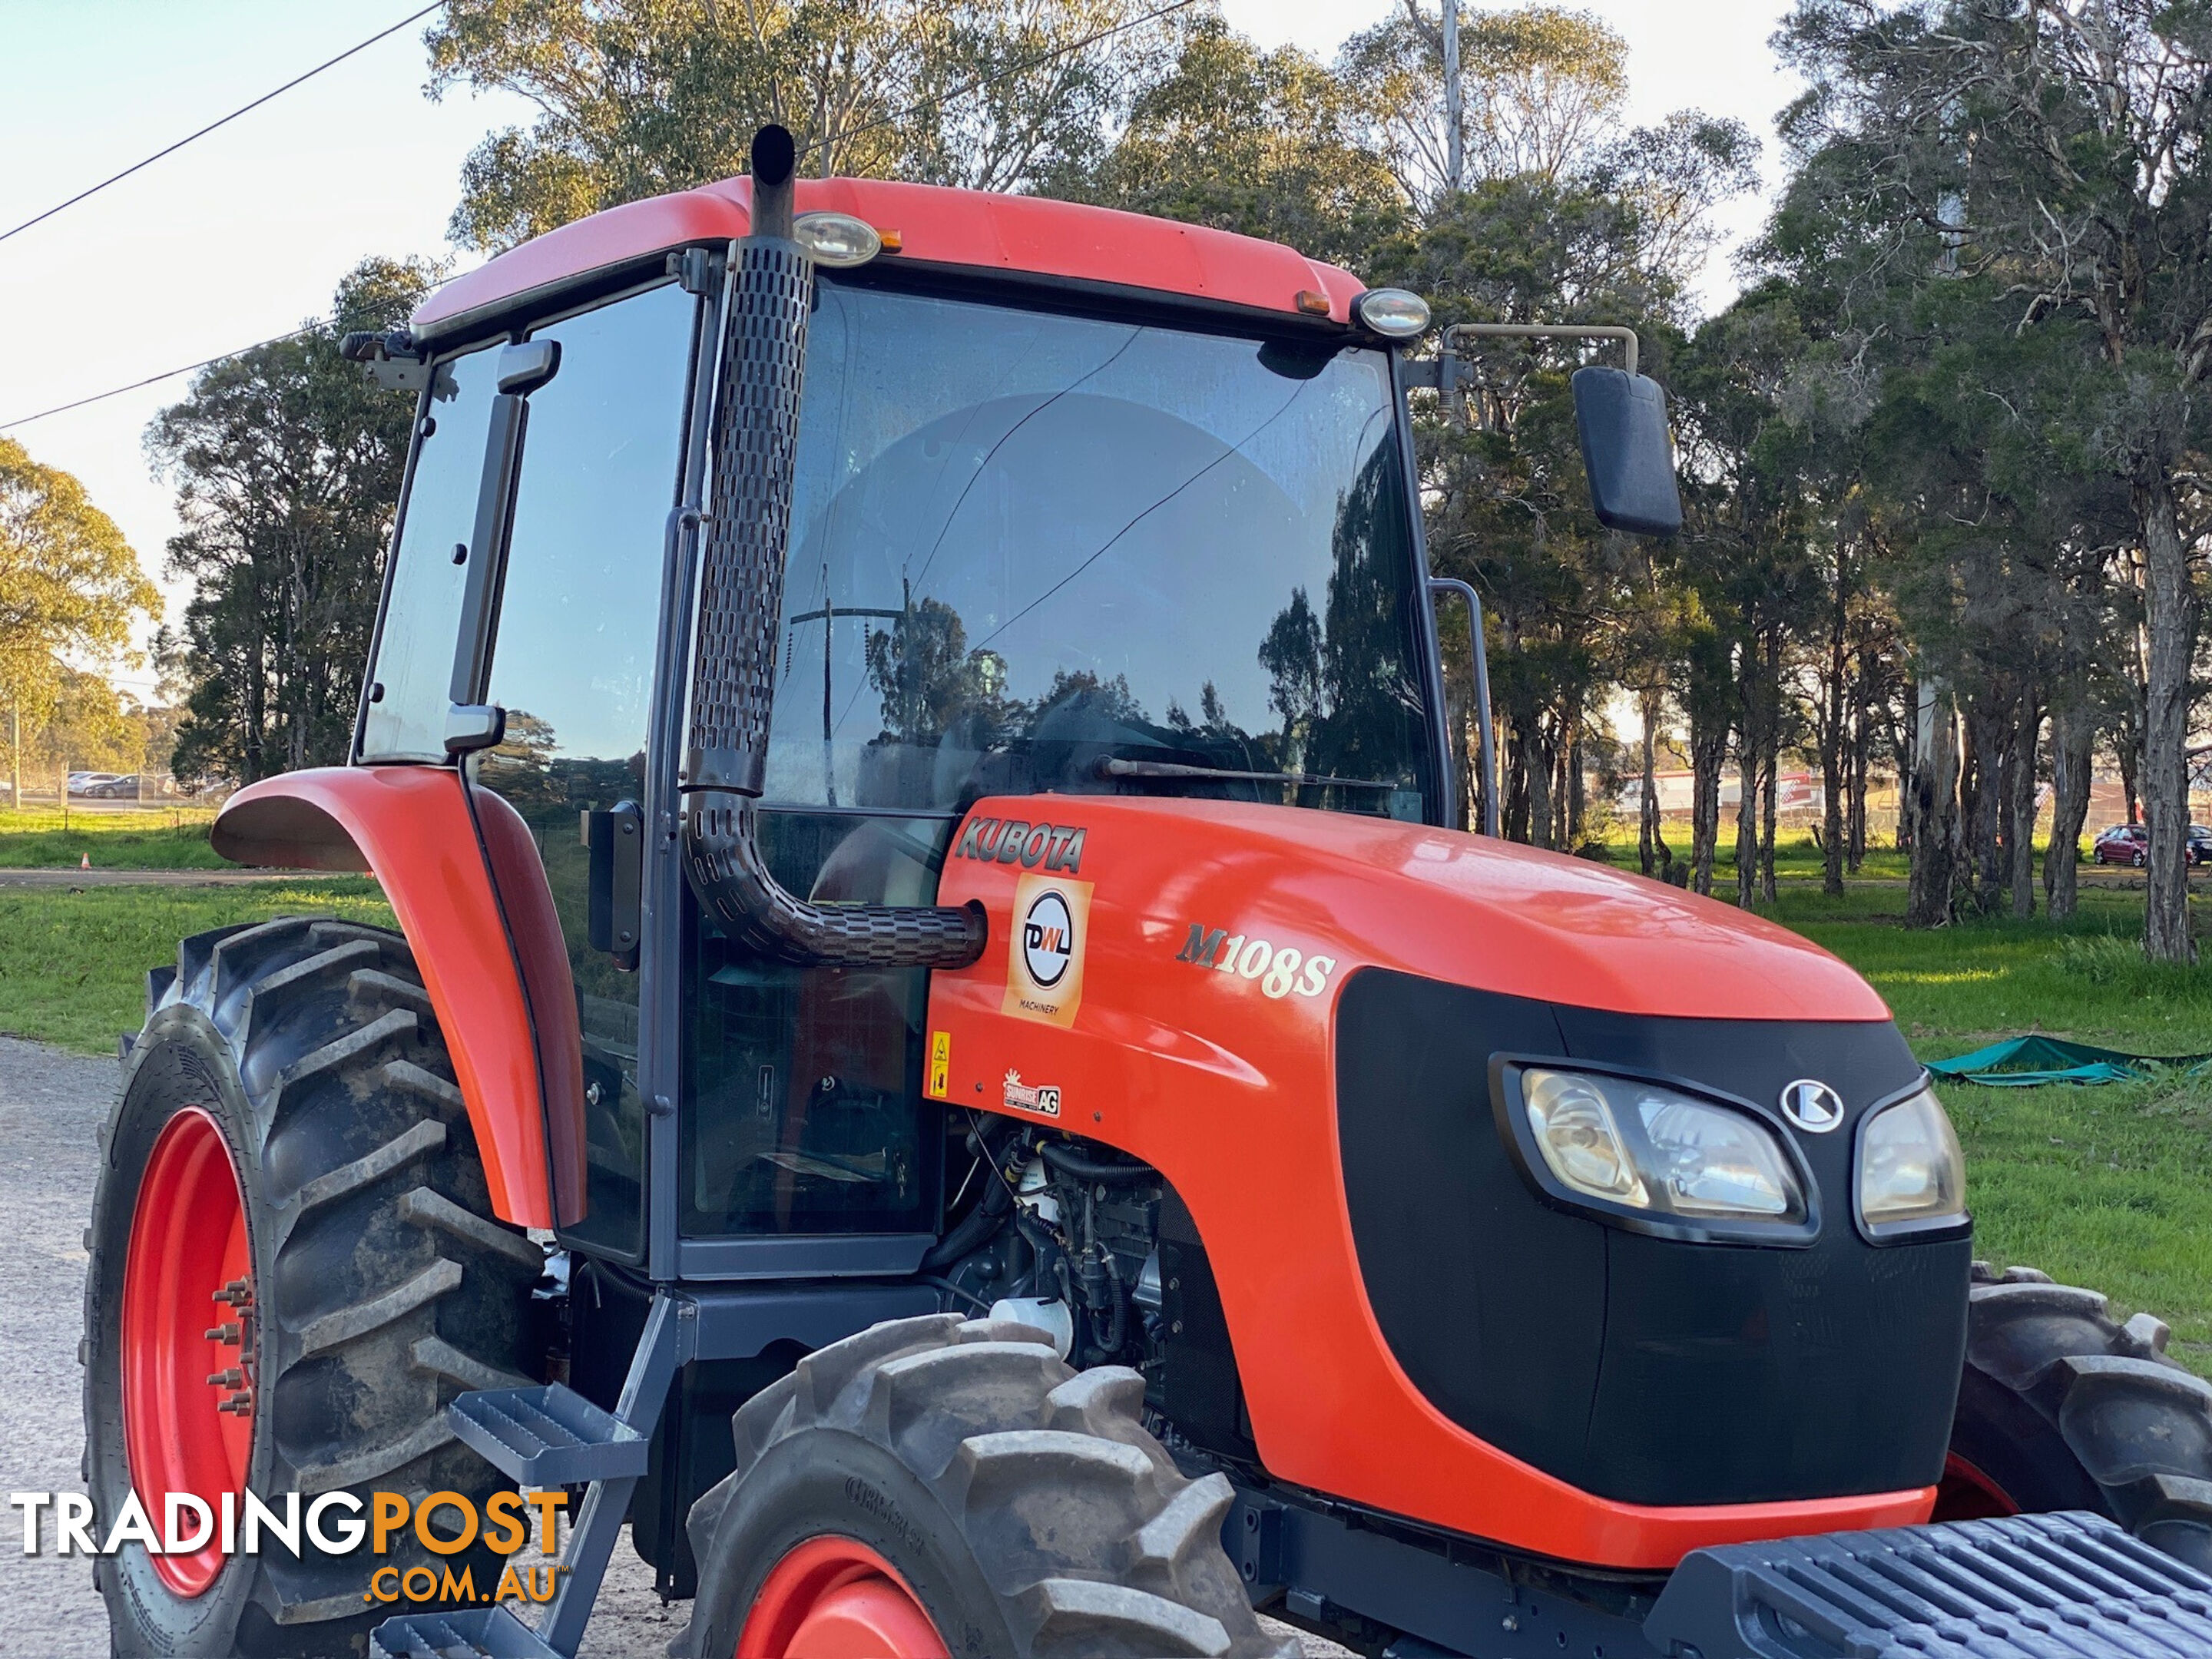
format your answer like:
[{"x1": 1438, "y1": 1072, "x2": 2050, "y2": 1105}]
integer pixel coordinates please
[
  {"x1": 680, "y1": 811, "x2": 944, "y2": 1239},
  {"x1": 361, "y1": 349, "x2": 497, "y2": 760},
  {"x1": 475, "y1": 282, "x2": 696, "y2": 1257}
]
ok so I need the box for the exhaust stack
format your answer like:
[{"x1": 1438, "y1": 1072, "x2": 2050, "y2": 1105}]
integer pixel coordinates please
[{"x1": 680, "y1": 126, "x2": 987, "y2": 968}]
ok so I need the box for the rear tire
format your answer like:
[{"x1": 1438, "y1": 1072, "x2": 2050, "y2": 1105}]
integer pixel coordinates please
[
  {"x1": 84, "y1": 917, "x2": 544, "y2": 1655},
  {"x1": 682, "y1": 1314, "x2": 1294, "y2": 1659},
  {"x1": 1941, "y1": 1263, "x2": 2212, "y2": 1570}
]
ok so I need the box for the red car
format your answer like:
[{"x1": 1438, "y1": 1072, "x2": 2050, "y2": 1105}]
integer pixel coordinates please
[
  {"x1": 2094, "y1": 824, "x2": 2150, "y2": 865},
  {"x1": 2091, "y1": 823, "x2": 2210, "y2": 866}
]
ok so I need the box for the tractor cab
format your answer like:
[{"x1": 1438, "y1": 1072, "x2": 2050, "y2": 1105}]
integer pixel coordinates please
[{"x1": 86, "y1": 127, "x2": 2212, "y2": 1659}]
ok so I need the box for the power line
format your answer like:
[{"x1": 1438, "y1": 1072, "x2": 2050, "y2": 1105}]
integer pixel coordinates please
[
  {"x1": 0, "y1": 329, "x2": 313, "y2": 430},
  {"x1": 0, "y1": 2, "x2": 445, "y2": 249},
  {"x1": 3, "y1": 0, "x2": 1203, "y2": 432}
]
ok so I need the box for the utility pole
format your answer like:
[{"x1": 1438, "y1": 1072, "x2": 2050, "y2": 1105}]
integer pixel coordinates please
[
  {"x1": 1442, "y1": 0, "x2": 1464, "y2": 196},
  {"x1": 7, "y1": 700, "x2": 17, "y2": 812}
]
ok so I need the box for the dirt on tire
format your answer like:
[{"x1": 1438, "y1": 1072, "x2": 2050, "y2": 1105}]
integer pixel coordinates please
[{"x1": 84, "y1": 916, "x2": 544, "y2": 1656}]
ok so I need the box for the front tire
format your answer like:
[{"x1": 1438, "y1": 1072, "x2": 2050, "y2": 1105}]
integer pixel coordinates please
[
  {"x1": 683, "y1": 1315, "x2": 1293, "y2": 1659},
  {"x1": 1940, "y1": 1263, "x2": 2212, "y2": 1570},
  {"x1": 84, "y1": 918, "x2": 543, "y2": 1655}
]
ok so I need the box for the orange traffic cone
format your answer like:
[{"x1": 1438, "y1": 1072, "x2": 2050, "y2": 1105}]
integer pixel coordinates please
[{"x1": 80, "y1": 853, "x2": 90, "y2": 870}]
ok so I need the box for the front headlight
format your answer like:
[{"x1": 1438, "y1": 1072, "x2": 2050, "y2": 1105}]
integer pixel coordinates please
[
  {"x1": 1521, "y1": 1067, "x2": 1805, "y2": 1224},
  {"x1": 1858, "y1": 1084, "x2": 1966, "y2": 1233}
]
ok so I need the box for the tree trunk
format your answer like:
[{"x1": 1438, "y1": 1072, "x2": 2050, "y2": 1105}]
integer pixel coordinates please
[
  {"x1": 1907, "y1": 680, "x2": 1961, "y2": 928},
  {"x1": 1505, "y1": 723, "x2": 1530, "y2": 843},
  {"x1": 1847, "y1": 699, "x2": 1870, "y2": 873},
  {"x1": 2009, "y1": 693, "x2": 2040, "y2": 919},
  {"x1": 2045, "y1": 704, "x2": 2092, "y2": 920},
  {"x1": 1565, "y1": 727, "x2": 1585, "y2": 848},
  {"x1": 1690, "y1": 717, "x2": 1725, "y2": 896},
  {"x1": 1525, "y1": 715, "x2": 1554, "y2": 851},
  {"x1": 1638, "y1": 687, "x2": 1666, "y2": 877},
  {"x1": 1760, "y1": 724, "x2": 1780, "y2": 906},
  {"x1": 1820, "y1": 688, "x2": 1847, "y2": 897},
  {"x1": 2136, "y1": 472, "x2": 2197, "y2": 963},
  {"x1": 1734, "y1": 731, "x2": 1760, "y2": 910},
  {"x1": 1960, "y1": 696, "x2": 2007, "y2": 911}
]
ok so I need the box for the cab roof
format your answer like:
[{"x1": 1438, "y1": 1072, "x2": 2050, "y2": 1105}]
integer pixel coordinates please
[{"x1": 409, "y1": 175, "x2": 1367, "y2": 344}]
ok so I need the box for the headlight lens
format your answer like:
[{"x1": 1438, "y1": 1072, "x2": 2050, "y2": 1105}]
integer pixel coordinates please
[
  {"x1": 1522, "y1": 1068, "x2": 1803, "y2": 1222},
  {"x1": 1356, "y1": 287, "x2": 1432, "y2": 337},
  {"x1": 1524, "y1": 1071, "x2": 1647, "y2": 1204},
  {"x1": 1859, "y1": 1085, "x2": 1966, "y2": 1229},
  {"x1": 793, "y1": 210, "x2": 882, "y2": 267}
]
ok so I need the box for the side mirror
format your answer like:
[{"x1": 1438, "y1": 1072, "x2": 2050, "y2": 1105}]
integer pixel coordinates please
[{"x1": 1572, "y1": 366, "x2": 1682, "y2": 537}]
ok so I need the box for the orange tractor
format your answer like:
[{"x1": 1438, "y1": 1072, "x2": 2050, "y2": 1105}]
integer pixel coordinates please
[{"x1": 85, "y1": 126, "x2": 2212, "y2": 1658}]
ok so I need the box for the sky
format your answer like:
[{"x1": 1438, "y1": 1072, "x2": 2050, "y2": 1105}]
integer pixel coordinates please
[{"x1": 0, "y1": 0, "x2": 1798, "y2": 701}]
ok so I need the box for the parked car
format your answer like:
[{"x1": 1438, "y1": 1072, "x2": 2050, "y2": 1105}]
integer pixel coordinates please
[
  {"x1": 2092, "y1": 823, "x2": 2149, "y2": 866},
  {"x1": 65, "y1": 772, "x2": 122, "y2": 797},
  {"x1": 81, "y1": 775, "x2": 141, "y2": 800},
  {"x1": 2088, "y1": 823, "x2": 2212, "y2": 867}
]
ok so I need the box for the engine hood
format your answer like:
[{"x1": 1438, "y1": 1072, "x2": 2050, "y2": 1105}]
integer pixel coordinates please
[{"x1": 945, "y1": 794, "x2": 1885, "y2": 1023}]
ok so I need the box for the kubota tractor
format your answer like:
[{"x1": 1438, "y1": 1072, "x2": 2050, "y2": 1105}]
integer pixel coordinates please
[{"x1": 84, "y1": 125, "x2": 2212, "y2": 1659}]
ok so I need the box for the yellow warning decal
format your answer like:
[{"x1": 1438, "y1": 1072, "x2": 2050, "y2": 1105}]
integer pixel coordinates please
[{"x1": 926, "y1": 1031, "x2": 952, "y2": 1100}]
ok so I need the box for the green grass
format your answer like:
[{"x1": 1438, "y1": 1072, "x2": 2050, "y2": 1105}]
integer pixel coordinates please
[
  {"x1": 1757, "y1": 879, "x2": 2212, "y2": 1373},
  {"x1": 0, "y1": 880, "x2": 394, "y2": 1053},
  {"x1": 0, "y1": 805, "x2": 225, "y2": 869}
]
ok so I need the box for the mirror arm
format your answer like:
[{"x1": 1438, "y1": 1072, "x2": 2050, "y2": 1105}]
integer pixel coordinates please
[
  {"x1": 1442, "y1": 323, "x2": 1638, "y2": 376},
  {"x1": 1429, "y1": 578, "x2": 1498, "y2": 839}
]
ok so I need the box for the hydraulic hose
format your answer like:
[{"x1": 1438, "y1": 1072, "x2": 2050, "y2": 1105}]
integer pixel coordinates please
[{"x1": 1036, "y1": 1141, "x2": 1154, "y2": 1186}]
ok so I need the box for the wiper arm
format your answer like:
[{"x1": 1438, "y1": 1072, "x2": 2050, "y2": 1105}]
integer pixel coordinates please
[{"x1": 1095, "y1": 757, "x2": 1398, "y2": 790}]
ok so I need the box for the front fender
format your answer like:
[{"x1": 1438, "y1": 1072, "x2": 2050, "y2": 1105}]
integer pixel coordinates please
[{"x1": 212, "y1": 766, "x2": 581, "y2": 1229}]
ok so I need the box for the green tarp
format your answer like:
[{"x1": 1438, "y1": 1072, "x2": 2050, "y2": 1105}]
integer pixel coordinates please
[{"x1": 1925, "y1": 1034, "x2": 2212, "y2": 1087}]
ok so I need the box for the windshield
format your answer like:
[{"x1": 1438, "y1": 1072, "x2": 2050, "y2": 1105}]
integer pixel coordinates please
[{"x1": 762, "y1": 278, "x2": 1436, "y2": 820}]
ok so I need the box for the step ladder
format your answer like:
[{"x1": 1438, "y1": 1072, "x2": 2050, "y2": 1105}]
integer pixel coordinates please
[{"x1": 370, "y1": 1295, "x2": 687, "y2": 1659}]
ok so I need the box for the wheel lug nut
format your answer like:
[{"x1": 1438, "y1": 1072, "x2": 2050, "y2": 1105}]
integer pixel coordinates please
[
  {"x1": 216, "y1": 1389, "x2": 253, "y2": 1416},
  {"x1": 204, "y1": 1322, "x2": 242, "y2": 1345},
  {"x1": 213, "y1": 1279, "x2": 253, "y2": 1308},
  {"x1": 206, "y1": 1368, "x2": 243, "y2": 1389}
]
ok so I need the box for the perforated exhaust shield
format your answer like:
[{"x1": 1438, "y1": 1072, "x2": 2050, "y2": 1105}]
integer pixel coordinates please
[{"x1": 680, "y1": 129, "x2": 985, "y2": 968}]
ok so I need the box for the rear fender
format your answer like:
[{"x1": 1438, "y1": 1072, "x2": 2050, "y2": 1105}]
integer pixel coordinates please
[{"x1": 211, "y1": 766, "x2": 584, "y2": 1229}]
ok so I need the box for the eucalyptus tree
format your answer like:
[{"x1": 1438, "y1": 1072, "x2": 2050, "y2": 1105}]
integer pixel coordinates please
[
  {"x1": 0, "y1": 439, "x2": 156, "y2": 803},
  {"x1": 429, "y1": 0, "x2": 1177, "y2": 250},
  {"x1": 148, "y1": 260, "x2": 434, "y2": 783},
  {"x1": 1781, "y1": 0, "x2": 2212, "y2": 958}
]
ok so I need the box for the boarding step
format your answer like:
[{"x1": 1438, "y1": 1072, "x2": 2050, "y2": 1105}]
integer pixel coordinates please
[
  {"x1": 1647, "y1": 1509, "x2": 2212, "y2": 1659},
  {"x1": 370, "y1": 1605, "x2": 560, "y2": 1659},
  {"x1": 447, "y1": 1383, "x2": 649, "y2": 1487}
]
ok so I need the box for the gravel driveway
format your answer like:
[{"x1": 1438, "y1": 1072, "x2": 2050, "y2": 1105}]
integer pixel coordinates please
[
  {"x1": 0, "y1": 1037, "x2": 1325, "y2": 1657},
  {"x1": 0, "y1": 1036, "x2": 681, "y2": 1658}
]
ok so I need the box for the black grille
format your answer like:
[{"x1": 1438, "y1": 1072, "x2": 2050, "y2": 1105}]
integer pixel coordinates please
[{"x1": 1647, "y1": 1511, "x2": 2212, "y2": 1658}]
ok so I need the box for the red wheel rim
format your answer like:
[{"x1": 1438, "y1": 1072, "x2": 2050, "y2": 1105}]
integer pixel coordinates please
[
  {"x1": 737, "y1": 1536, "x2": 949, "y2": 1658},
  {"x1": 1933, "y1": 1452, "x2": 2019, "y2": 1522},
  {"x1": 121, "y1": 1106, "x2": 253, "y2": 1598}
]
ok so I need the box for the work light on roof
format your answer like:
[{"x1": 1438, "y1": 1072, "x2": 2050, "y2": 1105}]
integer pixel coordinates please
[
  {"x1": 793, "y1": 211, "x2": 882, "y2": 268},
  {"x1": 1356, "y1": 288, "x2": 1432, "y2": 338}
]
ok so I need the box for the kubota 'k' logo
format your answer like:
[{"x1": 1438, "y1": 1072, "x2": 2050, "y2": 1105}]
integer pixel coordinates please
[{"x1": 1779, "y1": 1078, "x2": 1846, "y2": 1134}]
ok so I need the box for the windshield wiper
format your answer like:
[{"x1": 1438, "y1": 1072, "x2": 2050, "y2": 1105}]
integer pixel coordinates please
[{"x1": 1095, "y1": 757, "x2": 1398, "y2": 791}]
